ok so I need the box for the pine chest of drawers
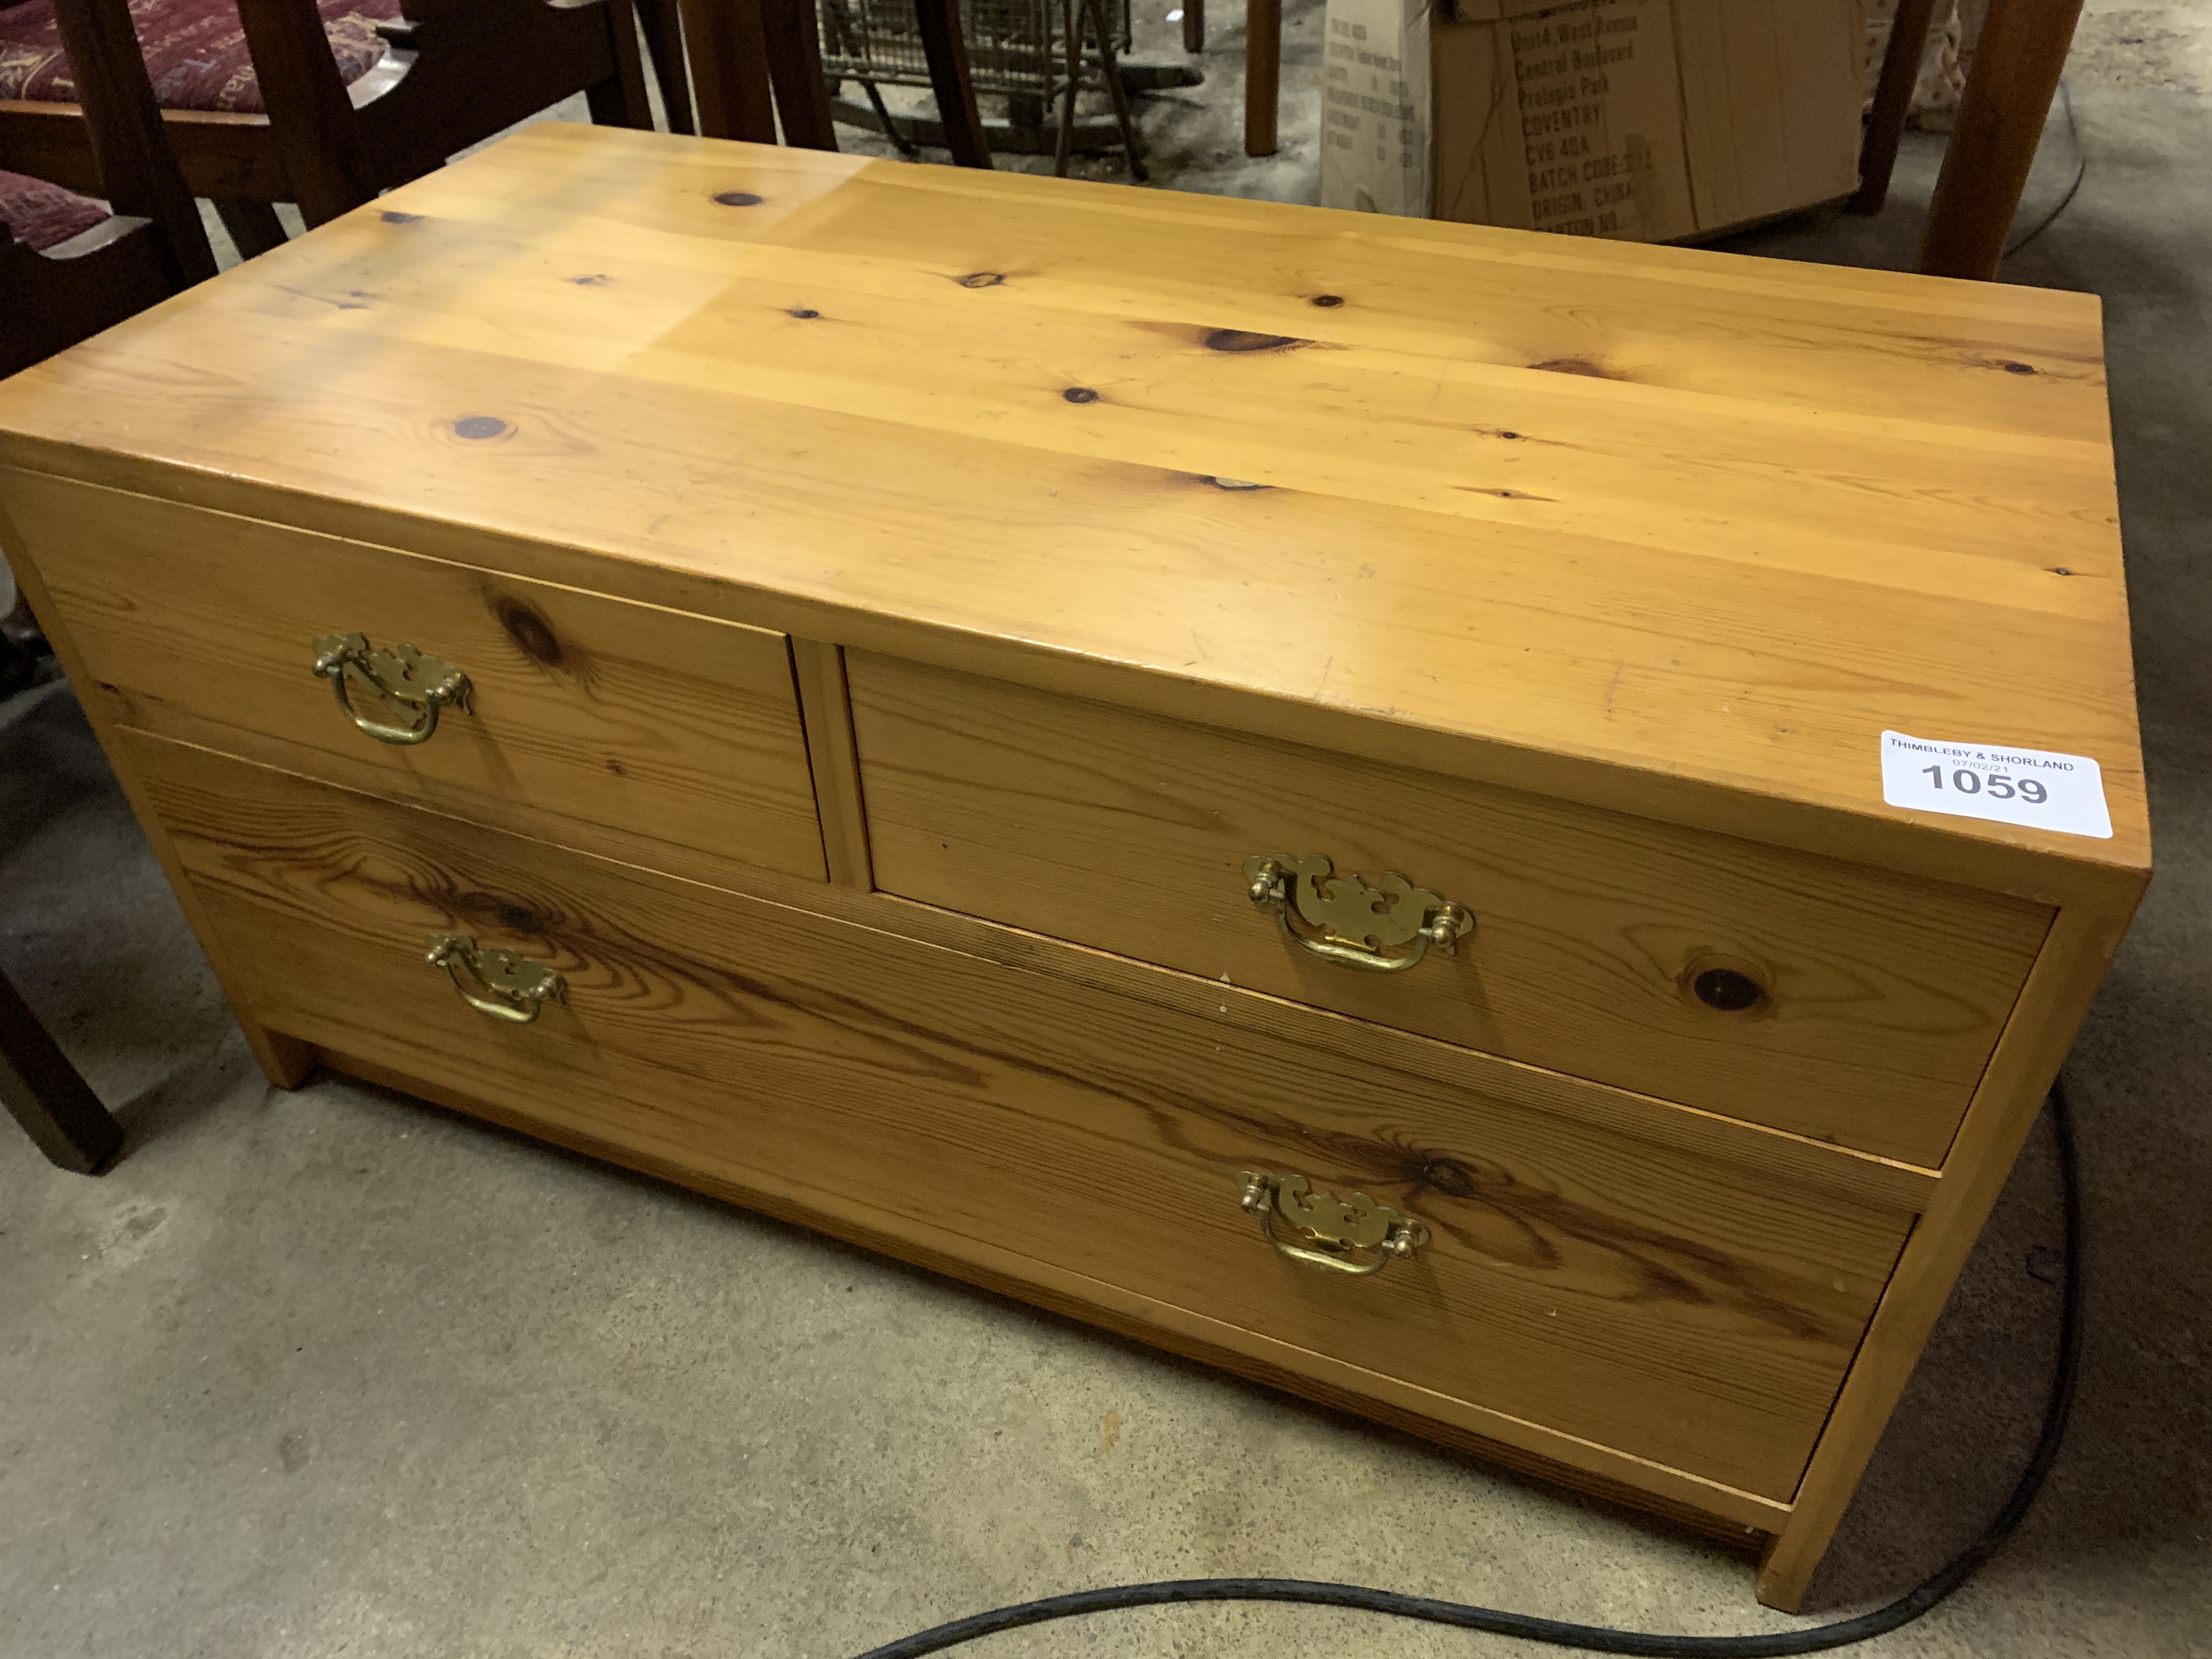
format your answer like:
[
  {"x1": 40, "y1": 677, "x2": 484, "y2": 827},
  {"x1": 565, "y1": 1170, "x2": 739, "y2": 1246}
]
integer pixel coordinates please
[{"x1": 0, "y1": 125, "x2": 2147, "y2": 1607}]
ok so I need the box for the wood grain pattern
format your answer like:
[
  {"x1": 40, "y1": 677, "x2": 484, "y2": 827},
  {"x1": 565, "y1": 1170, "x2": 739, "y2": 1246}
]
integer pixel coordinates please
[
  {"x1": 0, "y1": 501, "x2": 314, "y2": 1090},
  {"x1": 0, "y1": 123, "x2": 2149, "y2": 1595},
  {"x1": 1755, "y1": 900, "x2": 2138, "y2": 1610},
  {"x1": 3, "y1": 471, "x2": 826, "y2": 885},
  {"x1": 851, "y1": 652, "x2": 2050, "y2": 1166},
  {"x1": 789, "y1": 637, "x2": 873, "y2": 888},
  {"x1": 315, "y1": 1033, "x2": 1778, "y2": 1543},
  {"x1": 129, "y1": 731, "x2": 1917, "y2": 1505},
  {"x1": 0, "y1": 125, "x2": 2146, "y2": 907}
]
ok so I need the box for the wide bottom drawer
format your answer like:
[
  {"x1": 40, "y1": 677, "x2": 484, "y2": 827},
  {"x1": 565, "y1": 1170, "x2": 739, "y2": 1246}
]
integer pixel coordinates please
[{"x1": 131, "y1": 732, "x2": 1915, "y2": 1510}]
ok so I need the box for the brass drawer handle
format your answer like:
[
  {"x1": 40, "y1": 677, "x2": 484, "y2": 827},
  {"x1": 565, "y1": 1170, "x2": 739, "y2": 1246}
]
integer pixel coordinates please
[
  {"x1": 425, "y1": 933, "x2": 565, "y2": 1024},
  {"x1": 1238, "y1": 1171, "x2": 1429, "y2": 1276},
  {"x1": 312, "y1": 632, "x2": 472, "y2": 746},
  {"x1": 1242, "y1": 854, "x2": 1472, "y2": 974}
]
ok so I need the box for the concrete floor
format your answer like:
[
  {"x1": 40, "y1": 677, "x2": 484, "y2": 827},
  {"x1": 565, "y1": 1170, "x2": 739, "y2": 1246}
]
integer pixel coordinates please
[{"x1": 7, "y1": 41, "x2": 2212, "y2": 1659}]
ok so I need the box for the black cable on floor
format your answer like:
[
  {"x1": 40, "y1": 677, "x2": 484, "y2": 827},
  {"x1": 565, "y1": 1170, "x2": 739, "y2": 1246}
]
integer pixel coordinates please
[
  {"x1": 853, "y1": 1079, "x2": 2085, "y2": 1659},
  {"x1": 2005, "y1": 76, "x2": 2086, "y2": 258}
]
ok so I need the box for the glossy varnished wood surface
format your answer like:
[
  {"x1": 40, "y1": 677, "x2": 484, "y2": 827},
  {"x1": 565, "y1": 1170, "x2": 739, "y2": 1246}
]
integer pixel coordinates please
[
  {"x1": 852, "y1": 653, "x2": 2051, "y2": 1167},
  {"x1": 129, "y1": 731, "x2": 1916, "y2": 1505},
  {"x1": 5, "y1": 470, "x2": 826, "y2": 883},
  {"x1": 0, "y1": 122, "x2": 2146, "y2": 905}
]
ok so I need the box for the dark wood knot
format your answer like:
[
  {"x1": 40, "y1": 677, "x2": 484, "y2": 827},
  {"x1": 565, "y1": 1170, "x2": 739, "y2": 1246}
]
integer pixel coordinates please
[
  {"x1": 1420, "y1": 1159, "x2": 1477, "y2": 1199},
  {"x1": 957, "y1": 272, "x2": 1007, "y2": 289},
  {"x1": 1691, "y1": 967, "x2": 1767, "y2": 1014},
  {"x1": 494, "y1": 596, "x2": 563, "y2": 667},
  {"x1": 713, "y1": 191, "x2": 764, "y2": 207},
  {"x1": 1205, "y1": 329, "x2": 1304, "y2": 352},
  {"x1": 1310, "y1": 294, "x2": 1345, "y2": 308},
  {"x1": 452, "y1": 416, "x2": 512, "y2": 441},
  {"x1": 1063, "y1": 387, "x2": 1100, "y2": 403},
  {"x1": 1529, "y1": 357, "x2": 1619, "y2": 379}
]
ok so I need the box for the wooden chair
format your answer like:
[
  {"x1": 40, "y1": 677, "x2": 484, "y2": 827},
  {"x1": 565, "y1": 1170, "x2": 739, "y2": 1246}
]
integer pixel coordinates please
[
  {"x1": 1160, "y1": 0, "x2": 1279, "y2": 159},
  {"x1": 636, "y1": 0, "x2": 694, "y2": 133},
  {"x1": 2, "y1": 964, "x2": 122, "y2": 1173},
  {"x1": 3, "y1": 0, "x2": 216, "y2": 378},
  {"x1": 1, "y1": 0, "x2": 206, "y2": 1173},
  {"x1": 0, "y1": 0, "x2": 654, "y2": 256},
  {"x1": 1243, "y1": 0, "x2": 1276, "y2": 156},
  {"x1": 684, "y1": 0, "x2": 991, "y2": 168}
]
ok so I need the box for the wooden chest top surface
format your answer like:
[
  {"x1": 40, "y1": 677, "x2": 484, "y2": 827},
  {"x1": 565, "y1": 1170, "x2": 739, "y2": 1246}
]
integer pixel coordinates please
[{"x1": 0, "y1": 123, "x2": 2146, "y2": 890}]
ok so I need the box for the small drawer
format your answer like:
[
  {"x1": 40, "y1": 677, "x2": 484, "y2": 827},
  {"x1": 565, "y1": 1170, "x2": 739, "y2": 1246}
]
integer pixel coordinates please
[
  {"x1": 134, "y1": 732, "x2": 1918, "y2": 1506},
  {"x1": 8, "y1": 474, "x2": 826, "y2": 883},
  {"x1": 847, "y1": 653, "x2": 2052, "y2": 1167}
]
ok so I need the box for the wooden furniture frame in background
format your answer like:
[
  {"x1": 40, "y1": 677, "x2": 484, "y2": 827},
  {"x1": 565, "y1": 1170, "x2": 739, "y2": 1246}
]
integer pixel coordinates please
[
  {"x1": 1244, "y1": 0, "x2": 1277, "y2": 155},
  {"x1": 681, "y1": 0, "x2": 992, "y2": 166},
  {"x1": 0, "y1": 0, "x2": 652, "y2": 254},
  {"x1": 1854, "y1": 0, "x2": 2087, "y2": 280},
  {"x1": 2, "y1": 0, "x2": 199, "y2": 1174},
  {"x1": 1, "y1": 966, "x2": 123, "y2": 1174},
  {"x1": 4, "y1": 0, "x2": 216, "y2": 376}
]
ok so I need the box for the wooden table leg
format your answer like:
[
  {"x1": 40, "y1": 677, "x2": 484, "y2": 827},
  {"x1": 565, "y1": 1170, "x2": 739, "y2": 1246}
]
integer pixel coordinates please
[
  {"x1": 1245, "y1": 0, "x2": 1279, "y2": 156},
  {"x1": 1853, "y1": 0, "x2": 1939, "y2": 215},
  {"x1": 1918, "y1": 0, "x2": 2085, "y2": 279},
  {"x1": 0, "y1": 967, "x2": 122, "y2": 1175}
]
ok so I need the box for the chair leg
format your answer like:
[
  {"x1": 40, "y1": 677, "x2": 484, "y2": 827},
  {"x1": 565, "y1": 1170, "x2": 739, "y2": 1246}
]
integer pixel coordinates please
[
  {"x1": 1854, "y1": 0, "x2": 1938, "y2": 215},
  {"x1": 1182, "y1": 0, "x2": 1203, "y2": 54},
  {"x1": 0, "y1": 968, "x2": 122, "y2": 1176},
  {"x1": 913, "y1": 0, "x2": 994, "y2": 168},
  {"x1": 680, "y1": 0, "x2": 780, "y2": 143},
  {"x1": 1085, "y1": 0, "x2": 1144, "y2": 182},
  {"x1": 762, "y1": 0, "x2": 839, "y2": 150},
  {"x1": 585, "y1": 0, "x2": 657, "y2": 131},
  {"x1": 1918, "y1": 0, "x2": 2086, "y2": 278},
  {"x1": 1244, "y1": 0, "x2": 1279, "y2": 156},
  {"x1": 213, "y1": 198, "x2": 288, "y2": 259},
  {"x1": 636, "y1": 0, "x2": 695, "y2": 133}
]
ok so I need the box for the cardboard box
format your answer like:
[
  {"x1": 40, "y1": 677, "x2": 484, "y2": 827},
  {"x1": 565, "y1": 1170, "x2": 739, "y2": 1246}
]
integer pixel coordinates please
[{"x1": 1322, "y1": 0, "x2": 1865, "y2": 241}]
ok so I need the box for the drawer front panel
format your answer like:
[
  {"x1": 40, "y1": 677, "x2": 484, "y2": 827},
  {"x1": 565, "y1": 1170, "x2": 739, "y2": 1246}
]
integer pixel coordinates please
[
  {"x1": 133, "y1": 733, "x2": 1916, "y2": 1504},
  {"x1": 8, "y1": 473, "x2": 826, "y2": 882},
  {"x1": 848, "y1": 653, "x2": 2052, "y2": 1167}
]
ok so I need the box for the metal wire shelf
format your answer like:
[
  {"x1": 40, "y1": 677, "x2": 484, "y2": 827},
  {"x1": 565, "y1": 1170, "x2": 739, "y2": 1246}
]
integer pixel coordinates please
[{"x1": 816, "y1": 0, "x2": 1198, "y2": 170}]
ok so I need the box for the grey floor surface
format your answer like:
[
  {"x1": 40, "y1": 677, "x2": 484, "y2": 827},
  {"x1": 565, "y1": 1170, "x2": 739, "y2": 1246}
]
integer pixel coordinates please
[{"x1": 7, "y1": 30, "x2": 2211, "y2": 1659}]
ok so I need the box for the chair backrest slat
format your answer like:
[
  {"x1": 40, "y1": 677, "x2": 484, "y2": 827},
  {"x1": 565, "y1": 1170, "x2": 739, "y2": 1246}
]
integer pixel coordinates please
[
  {"x1": 46, "y1": 0, "x2": 218, "y2": 283},
  {"x1": 682, "y1": 0, "x2": 992, "y2": 168}
]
